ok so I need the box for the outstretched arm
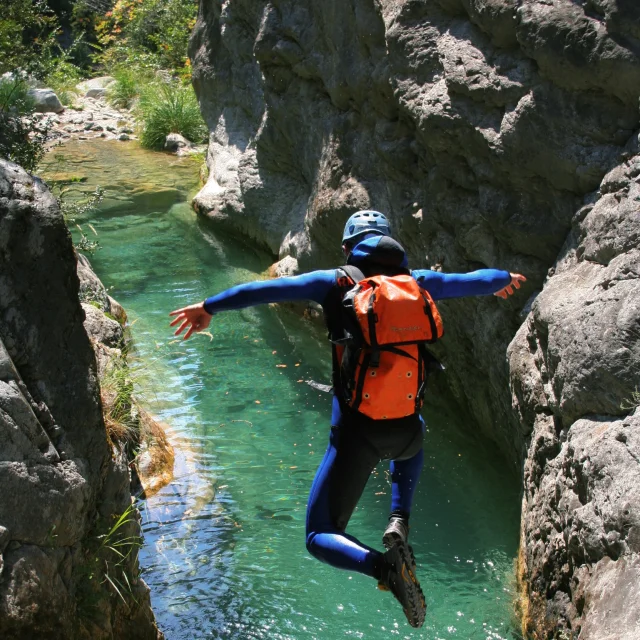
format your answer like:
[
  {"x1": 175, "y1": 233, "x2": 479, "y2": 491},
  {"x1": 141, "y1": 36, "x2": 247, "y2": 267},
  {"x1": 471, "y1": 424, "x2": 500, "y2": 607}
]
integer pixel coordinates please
[
  {"x1": 170, "y1": 269, "x2": 337, "y2": 339},
  {"x1": 412, "y1": 268, "x2": 525, "y2": 300}
]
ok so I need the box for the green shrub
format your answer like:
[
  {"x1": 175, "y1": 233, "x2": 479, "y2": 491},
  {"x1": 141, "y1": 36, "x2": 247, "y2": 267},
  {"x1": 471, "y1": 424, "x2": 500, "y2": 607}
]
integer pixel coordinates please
[
  {"x1": 45, "y1": 58, "x2": 84, "y2": 106},
  {"x1": 0, "y1": 75, "x2": 49, "y2": 172},
  {"x1": 95, "y1": 0, "x2": 197, "y2": 75},
  {"x1": 137, "y1": 82, "x2": 206, "y2": 150},
  {"x1": 106, "y1": 66, "x2": 154, "y2": 110}
]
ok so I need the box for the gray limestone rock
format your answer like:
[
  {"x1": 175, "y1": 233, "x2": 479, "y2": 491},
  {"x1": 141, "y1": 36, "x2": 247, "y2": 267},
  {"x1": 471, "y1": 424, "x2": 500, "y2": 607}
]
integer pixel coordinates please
[
  {"x1": 0, "y1": 160, "x2": 162, "y2": 639},
  {"x1": 76, "y1": 253, "x2": 110, "y2": 310},
  {"x1": 164, "y1": 132, "x2": 193, "y2": 152},
  {"x1": 509, "y1": 149, "x2": 640, "y2": 636},
  {"x1": 190, "y1": 2, "x2": 640, "y2": 637},
  {"x1": 76, "y1": 76, "x2": 116, "y2": 99},
  {"x1": 27, "y1": 88, "x2": 64, "y2": 114},
  {"x1": 82, "y1": 304, "x2": 124, "y2": 349}
]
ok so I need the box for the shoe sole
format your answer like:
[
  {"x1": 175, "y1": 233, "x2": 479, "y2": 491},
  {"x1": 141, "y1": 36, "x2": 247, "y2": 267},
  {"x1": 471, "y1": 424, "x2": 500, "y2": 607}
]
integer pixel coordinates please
[
  {"x1": 388, "y1": 541, "x2": 426, "y2": 628},
  {"x1": 383, "y1": 532, "x2": 418, "y2": 575}
]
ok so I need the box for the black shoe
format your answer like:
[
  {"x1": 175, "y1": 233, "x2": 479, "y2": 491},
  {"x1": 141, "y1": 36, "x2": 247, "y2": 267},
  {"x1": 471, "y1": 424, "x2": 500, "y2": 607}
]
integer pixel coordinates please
[
  {"x1": 382, "y1": 515, "x2": 409, "y2": 549},
  {"x1": 378, "y1": 540, "x2": 426, "y2": 628}
]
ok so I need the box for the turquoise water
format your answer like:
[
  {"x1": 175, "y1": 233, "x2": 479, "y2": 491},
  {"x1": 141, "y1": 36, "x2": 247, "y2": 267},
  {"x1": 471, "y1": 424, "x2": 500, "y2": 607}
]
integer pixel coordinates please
[{"x1": 43, "y1": 142, "x2": 521, "y2": 640}]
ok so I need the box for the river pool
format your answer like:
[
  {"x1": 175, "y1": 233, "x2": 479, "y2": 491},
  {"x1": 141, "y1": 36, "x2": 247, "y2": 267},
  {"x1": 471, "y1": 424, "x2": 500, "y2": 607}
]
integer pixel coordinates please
[{"x1": 42, "y1": 141, "x2": 521, "y2": 640}]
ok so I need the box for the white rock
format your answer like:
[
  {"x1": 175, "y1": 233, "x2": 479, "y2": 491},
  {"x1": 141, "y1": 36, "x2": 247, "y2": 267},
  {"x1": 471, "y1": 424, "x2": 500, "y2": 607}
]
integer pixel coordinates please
[{"x1": 75, "y1": 76, "x2": 116, "y2": 99}]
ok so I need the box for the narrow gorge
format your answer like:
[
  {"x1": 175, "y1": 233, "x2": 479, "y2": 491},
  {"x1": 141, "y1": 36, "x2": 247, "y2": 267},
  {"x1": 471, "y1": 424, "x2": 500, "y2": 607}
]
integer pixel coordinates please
[
  {"x1": 1, "y1": 0, "x2": 638, "y2": 638},
  {"x1": 189, "y1": 0, "x2": 640, "y2": 638}
]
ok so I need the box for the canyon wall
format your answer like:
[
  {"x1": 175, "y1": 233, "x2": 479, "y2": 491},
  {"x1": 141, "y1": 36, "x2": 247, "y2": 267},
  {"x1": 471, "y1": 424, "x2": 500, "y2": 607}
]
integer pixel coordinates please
[
  {"x1": 0, "y1": 159, "x2": 161, "y2": 639},
  {"x1": 189, "y1": 0, "x2": 639, "y2": 637}
]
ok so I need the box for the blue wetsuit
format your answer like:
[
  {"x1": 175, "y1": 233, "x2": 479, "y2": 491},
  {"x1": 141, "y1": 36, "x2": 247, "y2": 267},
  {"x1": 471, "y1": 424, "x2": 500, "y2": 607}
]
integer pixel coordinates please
[{"x1": 203, "y1": 236, "x2": 511, "y2": 579}]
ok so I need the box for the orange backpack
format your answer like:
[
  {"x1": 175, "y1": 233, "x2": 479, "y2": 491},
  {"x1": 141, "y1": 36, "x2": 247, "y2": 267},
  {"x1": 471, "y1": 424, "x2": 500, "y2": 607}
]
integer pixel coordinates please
[{"x1": 333, "y1": 266, "x2": 444, "y2": 420}]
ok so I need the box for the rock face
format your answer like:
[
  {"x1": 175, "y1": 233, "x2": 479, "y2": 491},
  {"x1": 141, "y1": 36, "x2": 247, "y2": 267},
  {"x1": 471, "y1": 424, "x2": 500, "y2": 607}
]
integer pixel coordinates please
[
  {"x1": 189, "y1": 0, "x2": 639, "y2": 460},
  {"x1": 0, "y1": 159, "x2": 161, "y2": 639},
  {"x1": 509, "y1": 152, "x2": 640, "y2": 638},
  {"x1": 190, "y1": 0, "x2": 640, "y2": 636}
]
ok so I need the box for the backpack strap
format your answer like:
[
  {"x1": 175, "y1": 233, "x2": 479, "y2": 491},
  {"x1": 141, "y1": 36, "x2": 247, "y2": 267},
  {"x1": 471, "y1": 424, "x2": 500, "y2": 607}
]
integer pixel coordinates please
[{"x1": 338, "y1": 265, "x2": 365, "y2": 286}]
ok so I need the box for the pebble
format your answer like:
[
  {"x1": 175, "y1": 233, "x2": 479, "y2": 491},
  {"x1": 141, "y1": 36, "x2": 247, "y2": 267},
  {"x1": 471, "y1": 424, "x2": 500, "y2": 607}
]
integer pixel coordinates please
[{"x1": 44, "y1": 91, "x2": 137, "y2": 150}]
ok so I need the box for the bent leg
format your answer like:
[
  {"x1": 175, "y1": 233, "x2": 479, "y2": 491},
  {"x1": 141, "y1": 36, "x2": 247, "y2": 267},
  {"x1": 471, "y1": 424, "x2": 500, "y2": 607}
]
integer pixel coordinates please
[
  {"x1": 306, "y1": 425, "x2": 382, "y2": 577},
  {"x1": 390, "y1": 447, "x2": 424, "y2": 518}
]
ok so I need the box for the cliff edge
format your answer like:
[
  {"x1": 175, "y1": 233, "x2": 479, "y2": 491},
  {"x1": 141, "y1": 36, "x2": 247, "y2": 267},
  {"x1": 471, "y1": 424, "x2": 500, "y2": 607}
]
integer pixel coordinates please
[{"x1": 0, "y1": 159, "x2": 162, "y2": 639}]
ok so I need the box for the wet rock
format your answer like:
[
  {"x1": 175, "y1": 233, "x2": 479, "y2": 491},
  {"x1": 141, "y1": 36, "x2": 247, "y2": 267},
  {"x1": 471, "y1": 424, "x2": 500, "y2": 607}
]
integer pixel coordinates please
[
  {"x1": 27, "y1": 88, "x2": 64, "y2": 114},
  {"x1": 164, "y1": 132, "x2": 194, "y2": 153},
  {"x1": 118, "y1": 133, "x2": 130, "y2": 141}
]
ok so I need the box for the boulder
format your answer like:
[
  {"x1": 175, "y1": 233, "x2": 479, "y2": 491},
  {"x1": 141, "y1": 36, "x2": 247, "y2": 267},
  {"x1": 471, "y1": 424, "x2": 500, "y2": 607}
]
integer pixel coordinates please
[
  {"x1": 81, "y1": 303, "x2": 124, "y2": 349},
  {"x1": 75, "y1": 76, "x2": 116, "y2": 99},
  {"x1": 164, "y1": 132, "x2": 195, "y2": 155},
  {"x1": 27, "y1": 88, "x2": 64, "y2": 114}
]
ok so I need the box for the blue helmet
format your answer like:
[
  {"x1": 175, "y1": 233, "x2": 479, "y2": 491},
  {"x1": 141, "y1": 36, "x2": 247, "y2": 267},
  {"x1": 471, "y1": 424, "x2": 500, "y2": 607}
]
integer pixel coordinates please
[{"x1": 342, "y1": 210, "x2": 391, "y2": 244}]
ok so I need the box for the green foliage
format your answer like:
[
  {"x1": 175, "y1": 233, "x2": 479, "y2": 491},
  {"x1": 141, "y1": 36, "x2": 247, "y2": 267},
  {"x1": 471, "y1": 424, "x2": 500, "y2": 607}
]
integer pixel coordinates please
[
  {"x1": 0, "y1": 75, "x2": 50, "y2": 172},
  {"x1": 44, "y1": 57, "x2": 84, "y2": 106},
  {"x1": 106, "y1": 66, "x2": 152, "y2": 109},
  {"x1": 0, "y1": 0, "x2": 58, "y2": 76},
  {"x1": 98, "y1": 503, "x2": 142, "y2": 606},
  {"x1": 621, "y1": 387, "x2": 640, "y2": 412},
  {"x1": 101, "y1": 355, "x2": 136, "y2": 438},
  {"x1": 95, "y1": 0, "x2": 197, "y2": 76},
  {"x1": 51, "y1": 172, "x2": 105, "y2": 253},
  {"x1": 137, "y1": 81, "x2": 206, "y2": 150},
  {"x1": 77, "y1": 502, "x2": 142, "y2": 614}
]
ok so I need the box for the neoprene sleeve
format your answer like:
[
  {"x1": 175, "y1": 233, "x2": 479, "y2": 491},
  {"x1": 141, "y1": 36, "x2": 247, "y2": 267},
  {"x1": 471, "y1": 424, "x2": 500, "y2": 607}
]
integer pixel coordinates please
[{"x1": 202, "y1": 268, "x2": 512, "y2": 314}]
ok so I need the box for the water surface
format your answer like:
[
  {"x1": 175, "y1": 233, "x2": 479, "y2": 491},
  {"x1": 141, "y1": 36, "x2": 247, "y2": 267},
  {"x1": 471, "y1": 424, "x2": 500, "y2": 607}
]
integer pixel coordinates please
[{"x1": 43, "y1": 141, "x2": 521, "y2": 640}]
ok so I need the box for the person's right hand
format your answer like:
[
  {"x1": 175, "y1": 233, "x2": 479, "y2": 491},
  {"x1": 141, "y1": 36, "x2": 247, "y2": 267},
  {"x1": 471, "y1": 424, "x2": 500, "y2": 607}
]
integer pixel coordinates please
[
  {"x1": 169, "y1": 302, "x2": 212, "y2": 340},
  {"x1": 494, "y1": 273, "x2": 526, "y2": 299}
]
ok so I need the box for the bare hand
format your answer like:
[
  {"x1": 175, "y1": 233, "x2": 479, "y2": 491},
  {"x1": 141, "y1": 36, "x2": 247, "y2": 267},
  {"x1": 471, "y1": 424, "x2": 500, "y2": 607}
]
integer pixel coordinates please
[
  {"x1": 494, "y1": 273, "x2": 527, "y2": 299},
  {"x1": 169, "y1": 302, "x2": 212, "y2": 340}
]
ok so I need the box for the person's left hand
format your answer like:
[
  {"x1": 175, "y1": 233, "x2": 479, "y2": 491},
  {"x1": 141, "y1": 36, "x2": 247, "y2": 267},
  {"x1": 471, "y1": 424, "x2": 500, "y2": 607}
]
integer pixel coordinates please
[
  {"x1": 494, "y1": 273, "x2": 526, "y2": 299},
  {"x1": 169, "y1": 302, "x2": 212, "y2": 340}
]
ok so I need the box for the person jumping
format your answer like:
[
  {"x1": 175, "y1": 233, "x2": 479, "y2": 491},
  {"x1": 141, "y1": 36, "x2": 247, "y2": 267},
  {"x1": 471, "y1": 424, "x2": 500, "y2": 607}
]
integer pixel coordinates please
[{"x1": 169, "y1": 210, "x2": 526, "y2": 628}]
